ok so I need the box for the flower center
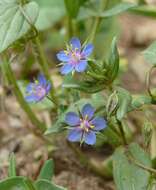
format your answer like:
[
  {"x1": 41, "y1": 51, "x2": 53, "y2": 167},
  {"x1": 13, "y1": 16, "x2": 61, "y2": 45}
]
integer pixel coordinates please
[
  {"x1": 35, "y1": 86, "x2": 46, "y2": 98},
  {"x1": 80, "y1": 116, "x2": 94, "y2": 133},
  {"x1": 70, "y1": 49, "x2": 81, "y2": 65}
]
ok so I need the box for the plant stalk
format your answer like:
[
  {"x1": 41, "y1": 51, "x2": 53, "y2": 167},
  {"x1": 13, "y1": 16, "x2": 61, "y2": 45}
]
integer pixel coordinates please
[
  {"x1": 89, "y1": 0, "x2": 108, "y2": 42},
  {"x1": 33, "y1": 37, "x2": 59, "y2": 107},
  {"x1": 117, "y1": 120, "x2": 127, "y2": 145}
]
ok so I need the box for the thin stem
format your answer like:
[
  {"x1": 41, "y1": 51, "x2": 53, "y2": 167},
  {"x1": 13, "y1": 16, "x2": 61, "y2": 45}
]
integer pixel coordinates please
[
  {"x1": 1, "y1": 55, "x2": 47, "y2": 133},
  {"x1": 117, "y1": 120, "x2": 127, "y2": 145},
  {"x1": 47, "y1": 95, "x2": 57, "y2": 106},
  {"x1": 89, "y1": 0, "x2": 108, "y2": 43},
  {"x1": 18, "y1": 4, "x2": 59, "y2": 107},
  {"x1": 146, "y1": 65, "x2": 156, "y2": 101},
  {"x1": 128, "y1": 153, "x2": 156, "y2": 176},
  {"x1": 33, "y1": 37, "x2": 59, "y2": 107},
  {"x1": 67, "y1": 16, "x2": 73, "y2": 39},
  {"x1": 67, "y1": 141, "x2": 112, "y2": 179}
]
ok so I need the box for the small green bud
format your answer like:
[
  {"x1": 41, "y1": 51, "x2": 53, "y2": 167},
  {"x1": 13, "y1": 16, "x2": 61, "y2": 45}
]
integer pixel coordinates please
[
  {"x1": 142, "y1": 121, "x2": 153, "y2": 148},
  {"x1": 106, "y1": 91, "x2": 118, "y2": 118}
]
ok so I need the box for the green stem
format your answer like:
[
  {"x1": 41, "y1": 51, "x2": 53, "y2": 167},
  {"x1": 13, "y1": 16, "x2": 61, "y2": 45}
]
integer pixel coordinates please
[
  {"x1": 18, "y1": 4, "x2": 58, "y2": 107},
  {"x1": 67, "y1": 16, "x2": 73, "y2": 39},
  {"x1": 33, "y1": 37, "x2": 59, "y2": 107},
  {"x1": 146, "y1": 65, "x2": 156, "y2": 101},
  {"x1": 89, "y1": 0, "x2": 108, "y2": 42},
  {"x1": 67, "y1": 142, "x2": 112, "y2": 179},
  {"x1": 117, "y1": 120, "x2": 127, "y2": 145},
  {"x1": 2, "y1": 56, "x2": 47, "y2": 133},
  {"x1": 127, "y1": 153, "x2": 156, "y2": 176}
]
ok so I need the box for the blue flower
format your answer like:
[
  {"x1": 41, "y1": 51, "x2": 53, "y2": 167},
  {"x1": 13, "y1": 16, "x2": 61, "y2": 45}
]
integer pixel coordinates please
[
  {"x1": 25, "y1": 74, "x2": 51, "y2": 103},
  {"x1": 65, "y1": 104, "x2": 107, "y2": 145},
  {"x1": 57, "y1": 37, "x2": 94, "y2": 75}
]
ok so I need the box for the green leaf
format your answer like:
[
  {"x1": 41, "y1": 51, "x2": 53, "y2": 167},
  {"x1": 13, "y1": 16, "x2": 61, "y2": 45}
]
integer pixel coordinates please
[
  {"x1": 143, "y1": 41, "x2": 156, "y2": 65},
  {"x1": 62, "y1": 75, "x2": 106, "y2": 93},
  {"x1": 0, "y1": 177, "x2": 27, "y2": 190},
  {"x1": 116, "y1": 88, "x2": 132, "y2": 120},
  {"x1": 35, "y1": 179, "x2": 67, "y2": 190},
  {"x1": 106, "y1": 37, "x2": 119, "y2": 82},
  {"x1": 34, "y1": 0, "x2": 65, "y2": 30},
  {"x1": 129, "y1": 95, "x2": 152, "y2": 112},
  {"x1": 78, "y1": 2, "x2": 136, "y2": 20},
  {"x1": 0, "y1": 0, "x2": 39, "y2": 53},
  {"x1": 8, "y1": 153, "x2": 16, "y2": 177},
  {"x1": 113, "y1": 143, "x2": 151, "y2": 190},
  {"x1": 38, "y1": 160, "x2": 54, "y2": 181},
  {"x1": 130, "y1": 5, "x2": 156, "y2": 18},
  {"x1": 23, "y1": 179, "x2": 37, "y2": 190},
  {"x1": 100, "y1": 2, "x2": 137, "y2": 18}
]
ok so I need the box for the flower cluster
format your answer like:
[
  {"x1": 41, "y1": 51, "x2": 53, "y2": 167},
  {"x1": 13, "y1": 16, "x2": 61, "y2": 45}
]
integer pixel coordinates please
[
  {"x1": 65, "y1": 104, "x2": 107, "y2": 145},
  {"x1": 25, "y1": 74, "x2": 51, "y2": 103},
  {"x1": 57, "y1": 37, "x2": 94, "y2": 75},
  {"x1": 25, "y1": 38, "x2": 105, "y2": 145}
]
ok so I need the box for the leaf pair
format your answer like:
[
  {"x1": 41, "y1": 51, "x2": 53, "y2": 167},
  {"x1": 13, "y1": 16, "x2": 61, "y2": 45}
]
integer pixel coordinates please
[{"x1": 0, "y1": 155, "x2": 66, "y2": 190}]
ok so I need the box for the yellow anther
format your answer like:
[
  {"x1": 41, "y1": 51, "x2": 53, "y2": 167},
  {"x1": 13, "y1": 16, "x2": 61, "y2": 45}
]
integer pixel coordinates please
[
  {"x1": 90, "y1": 125, "x2": 95, "y2": 129},
  {"x1": 72, "y1": 70, "x2": 75, "y2": 76},
  {"x1": 35, "y1": 80, "x2": 39, "y2": 84},
  {"x1": 85, "y1": 115, "x2": 88, "y2": 119},
  {"x1": 64, "y1": 50, "x2": 69, "y2": 55}
]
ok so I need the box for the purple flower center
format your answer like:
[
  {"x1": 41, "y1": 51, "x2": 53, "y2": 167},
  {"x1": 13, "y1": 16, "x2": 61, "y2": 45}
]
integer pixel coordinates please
[
  {"x1": 67, "y1": 48, "x2": 82, "y2": 65},
  {"x1": 35, "y1": 85, "x2": 46, "y2": 99},
  {"x1": 79, "y1": 116, "x2": 94, "y2": 133}
]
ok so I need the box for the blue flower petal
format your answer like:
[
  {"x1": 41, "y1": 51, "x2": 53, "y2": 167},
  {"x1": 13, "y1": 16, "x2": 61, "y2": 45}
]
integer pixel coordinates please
[
  {"x1": 70, "y1": 37, "x2": 81, "y2": 50},
  {"x1": 26, "y1": 83, "x2": 35, "y2": 93},
  {"x1": 67, "y1": 129, "x2": 82, "y2": 142},
  {"x1": 91, "y1": 117, "x2": 107, "y2": 131},
  {"x1": 57, "y1": 51, "x2": 70, "y2": 62},
  {"x1": 25, "y1": 95, "x2": 37, "y2": 103},
  {"x1": 38, "y1": 74, "x2": 47, "y2": 86},
  {"x1": 46, "y1": 82, "x2": 51, "y2": 94},
  {"x1": 84, "y1": 131, "x2": 96, "y2": 145},
  {"x1": 60, "y1": 64, "x2": 74, "y2": 75},
  {"x1": 65, "y1": 112, "x2": 80, "y2": 126},
  {"x1": 81, "y1": 104, "x2": 95, "y2": 120},
  {"x1": 82, "y1": 44, "x2": 94, "y2": 57},
  {"x1": 75, "y1": 60, "x2": 87, "y2": 72}
]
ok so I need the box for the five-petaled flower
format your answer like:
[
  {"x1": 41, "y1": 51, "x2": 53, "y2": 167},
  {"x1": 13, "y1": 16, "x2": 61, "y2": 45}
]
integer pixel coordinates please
[
  {"x1": 56, "y1": 37, "x2": 94, "y2": 75},
  {"x1": 65, "y1": 104, "x2": 107, "y2": 145},
  {"x1": 25, "y1": 74, "x2": 51, "y2": 103}
]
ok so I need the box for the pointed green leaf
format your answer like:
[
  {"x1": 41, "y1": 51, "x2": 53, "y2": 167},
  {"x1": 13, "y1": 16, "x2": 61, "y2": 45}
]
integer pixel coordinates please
[
  {"x1": 143, "y1": 41, "x2": 156, "y2": 65},
  {"x1": 23, "y1": 178, "x2": 37, "y2": 190},
  {"x1": 35, "y1": 179, "x2": 67, "y2": 190},
  {"x1": 131, "y1": 5, "x2": 156, "y2": 18},
  {"x1": 34, "y1": 0, "x2": 65, "y2": 30},
  {"x1": 0, "y1": 177, "x2": 27, "y2": 190},
  {"x1": 78, "y1": 2, "x2": 136, "y2": 20},
  {"x1": 100, "y1": 3, "x2": 136, "y2": 18},
  {"x1": 8, "y1": 153, "x2": 16, "y2": 177},
  {"x1": 116, "y1": 88, "x2": 132, "y2": 120},
  {"x1": 0, "y1": 0, "x2": 39, "y2": 53},
  {"x1": 106, "y1": 37, "x2": 119, "y2": 82},
  {"x1": 38, "y1": 159, "x2": 54, "y2": 181},
  {"x1": 62, "y1": 76, "x2": 106, "y2": 93}
]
